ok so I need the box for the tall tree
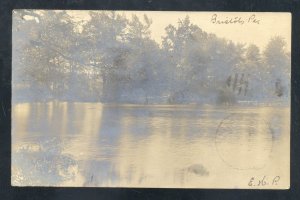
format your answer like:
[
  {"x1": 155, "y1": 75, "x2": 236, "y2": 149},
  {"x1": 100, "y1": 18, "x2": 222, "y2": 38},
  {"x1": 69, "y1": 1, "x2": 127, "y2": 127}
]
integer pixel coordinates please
[
  {"x1": 14, "y1": 11, "x2": 76, "y2": 99},
  {"x1": 263, "y1": 36, "x2": 290, "y2": 98}
]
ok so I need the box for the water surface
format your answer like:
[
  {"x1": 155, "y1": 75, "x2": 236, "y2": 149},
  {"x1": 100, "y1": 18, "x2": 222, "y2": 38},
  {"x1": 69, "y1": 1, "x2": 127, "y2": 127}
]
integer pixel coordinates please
[{"x1": 12, "y1": 102, "x2": 290, "y2": 188}]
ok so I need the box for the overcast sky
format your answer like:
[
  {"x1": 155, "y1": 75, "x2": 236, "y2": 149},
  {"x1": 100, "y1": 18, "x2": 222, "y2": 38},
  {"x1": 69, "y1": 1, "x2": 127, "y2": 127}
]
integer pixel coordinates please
[{"x1": 68, "y1": 11, "x2": 291, "y2": 51}]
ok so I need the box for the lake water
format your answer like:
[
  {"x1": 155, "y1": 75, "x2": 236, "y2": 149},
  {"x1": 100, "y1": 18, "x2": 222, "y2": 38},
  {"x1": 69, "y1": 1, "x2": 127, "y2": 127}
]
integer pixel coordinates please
[{"x1": 11, "y1": 102, "x2": 290, "y2": 188}]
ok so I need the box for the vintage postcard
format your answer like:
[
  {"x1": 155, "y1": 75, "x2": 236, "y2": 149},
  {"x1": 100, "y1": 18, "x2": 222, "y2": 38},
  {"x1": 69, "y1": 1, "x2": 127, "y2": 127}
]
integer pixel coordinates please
[{"x1": 12, "y1": 10, "x2": 291, "y2": 188}]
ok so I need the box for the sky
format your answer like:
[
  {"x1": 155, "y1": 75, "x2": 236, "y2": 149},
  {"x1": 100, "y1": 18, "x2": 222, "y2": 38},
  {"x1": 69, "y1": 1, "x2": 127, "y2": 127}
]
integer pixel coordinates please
[{"x1": 67, "y1": 11, "x2": 291, "y2": 52}]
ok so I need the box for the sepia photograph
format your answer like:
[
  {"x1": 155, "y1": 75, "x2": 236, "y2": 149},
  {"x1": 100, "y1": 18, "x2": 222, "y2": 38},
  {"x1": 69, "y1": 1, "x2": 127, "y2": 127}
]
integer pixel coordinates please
[{"x1": 12, "y1": 10, "x2": 291, "y2": 188}]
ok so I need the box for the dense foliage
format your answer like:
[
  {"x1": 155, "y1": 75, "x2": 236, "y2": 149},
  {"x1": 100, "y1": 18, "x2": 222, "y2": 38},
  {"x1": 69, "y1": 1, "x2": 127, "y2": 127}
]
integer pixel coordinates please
[{"x1": 12, "y1": 11, "x2": 290, "y2": 104}]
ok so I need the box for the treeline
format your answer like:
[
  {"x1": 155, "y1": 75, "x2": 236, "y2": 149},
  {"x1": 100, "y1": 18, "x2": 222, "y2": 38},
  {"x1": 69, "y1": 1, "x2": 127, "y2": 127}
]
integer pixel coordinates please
[{"x1": 12, "y1": 10, "x2": 290, "y2": 104}]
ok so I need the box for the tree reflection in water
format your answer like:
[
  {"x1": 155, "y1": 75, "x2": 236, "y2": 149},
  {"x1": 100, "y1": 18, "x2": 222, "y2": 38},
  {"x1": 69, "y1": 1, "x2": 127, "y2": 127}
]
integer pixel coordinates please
[{"x1": 12, "y1": 102, "x2": 290, "y2": 188}]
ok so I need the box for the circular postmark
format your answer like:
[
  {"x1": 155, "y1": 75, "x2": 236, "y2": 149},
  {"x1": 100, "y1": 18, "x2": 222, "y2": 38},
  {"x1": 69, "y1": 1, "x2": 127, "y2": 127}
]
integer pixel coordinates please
[{"x1": 215, "y1": 113, "x2": 273, "y2": 170}]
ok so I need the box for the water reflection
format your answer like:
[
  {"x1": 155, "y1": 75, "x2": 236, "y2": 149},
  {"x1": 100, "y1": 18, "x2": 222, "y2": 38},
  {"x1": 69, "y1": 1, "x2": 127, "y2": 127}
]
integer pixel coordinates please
[{"x1": 12, "y1": 102, "x2": 290, "y2": 188}]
